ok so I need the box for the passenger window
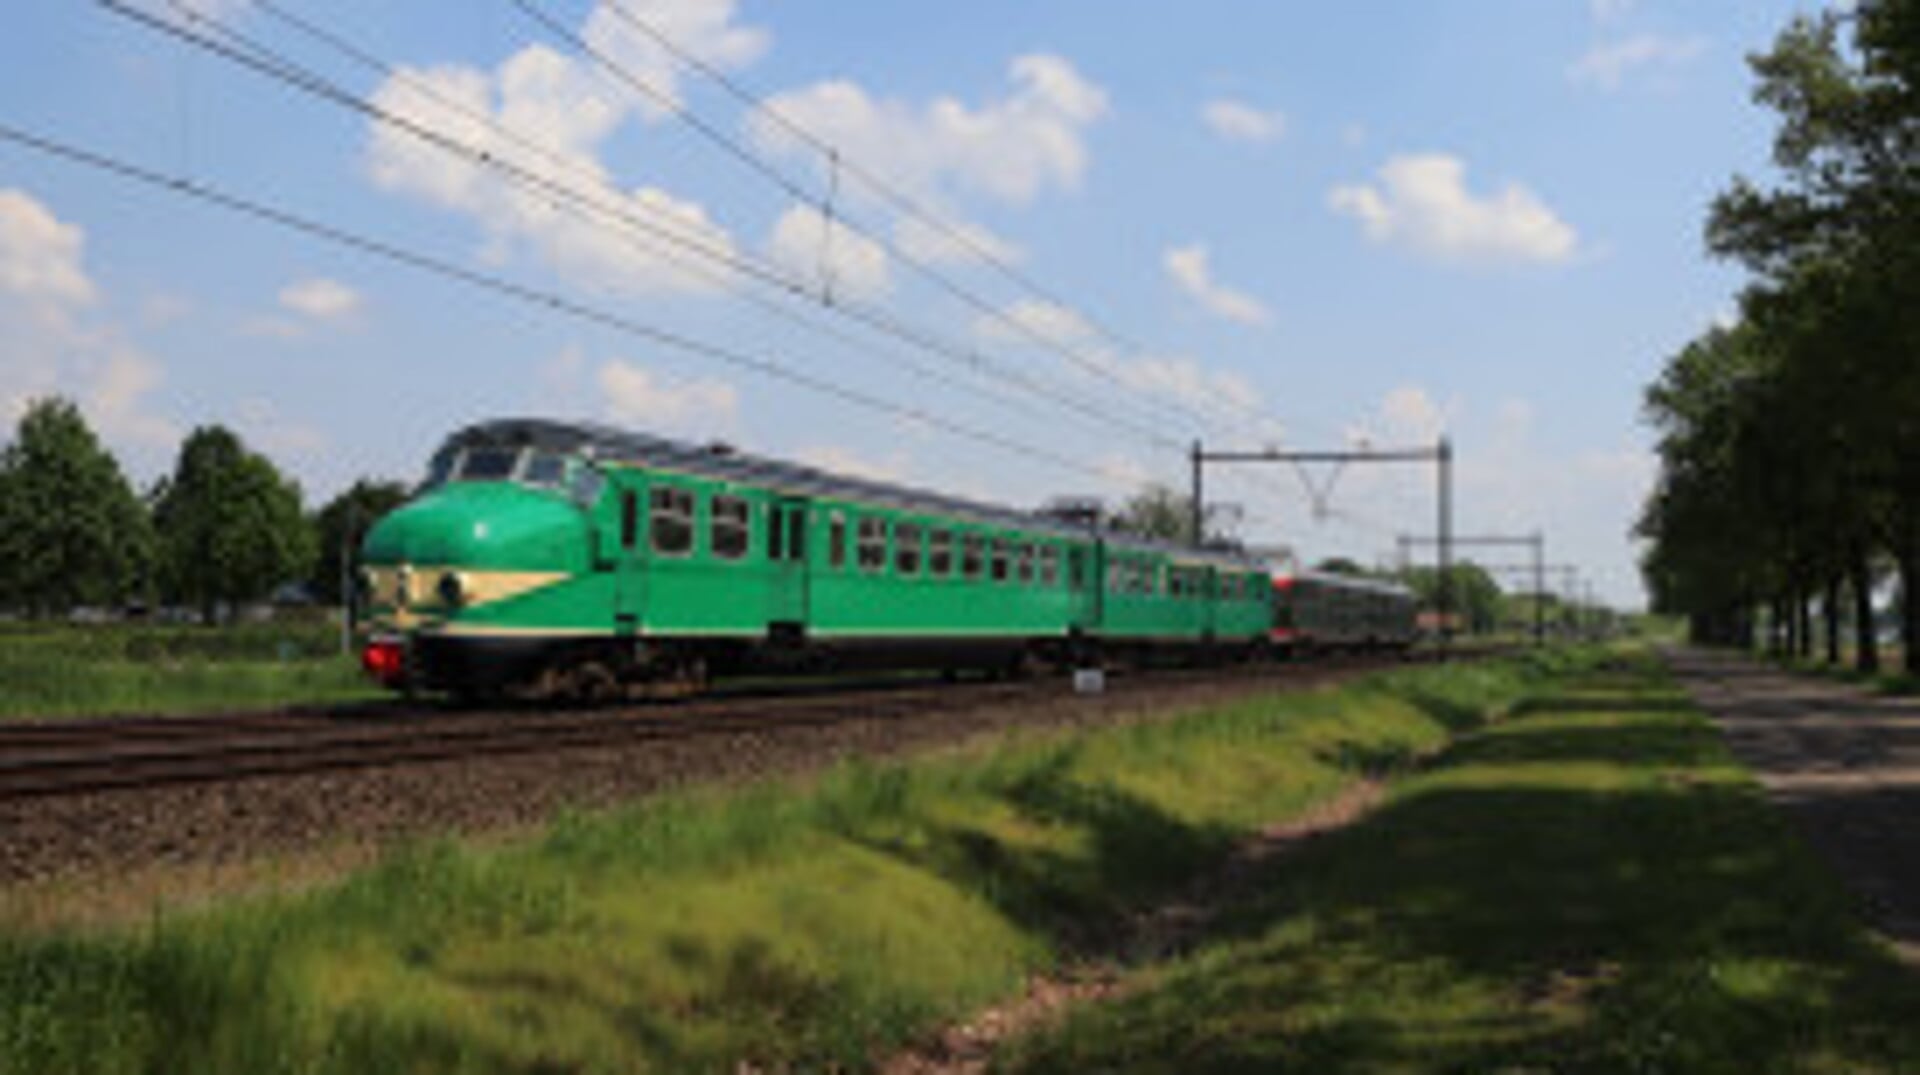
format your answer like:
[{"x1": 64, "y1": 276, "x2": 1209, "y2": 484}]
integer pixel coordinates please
[
  {"x1": 711, "y1": 495, "x2": 748, "y2": 560},
  {"x1": 787, "y1": 508, "x2": 806, "y2": 559},
  {"x1": 650, "y1": 487, "x2": 694, "y2": 555},
  {"x1": 830, "y1": 513, "x2": 847, "y2": 568},
  {"x1": 991, "y1": 539, "x2": 1010, "y2": 582},
  {"x1": 1017, "y1": 543, "x2": 1035, "y2": 584},
  {"x1": 1068, "y1": 549, "x2": 1084, "y2": 590},
  {"x1": 1040, "y1": 546, "x2": 1059, "y2": 587},
  {"x1": 962, "y1": 534, "x2": 984, "y2": 579},
  {"x1": 768, "y1": 503, "x2": 785, "y2": 560},
  {"x1": 858, "y1": 517, "x2": 886, "y2": 572},
  {"x1": 929, "y1": 530, "x2": 954, "y2": 576},
  {"x1": 896, "y1": 523, "x2": 923, "y2": 575}
]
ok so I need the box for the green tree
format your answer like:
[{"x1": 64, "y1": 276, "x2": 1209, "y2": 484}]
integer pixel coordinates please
[
  {"x1": 1398, "y1": 562, "x2": 1503, "y2": 633},
  {"x1": 1316, "y1": 557, "x2": 1369, "y2": 577},
  {"x1": 152, "y1": 426, "x2": 315, "y2": 624},
  {"x1": 0, "y1": 398, "x2": 152, "y2": 617},
  {"x1": 1111, "y1": 484, "x2": 1197, "y2": 543},
  {"x1": 309, "y1": 479, "x2": 409, "y2": 605},
  {"x1": 1701, "y1": 0, "x2": 1920, "y2": 669}
]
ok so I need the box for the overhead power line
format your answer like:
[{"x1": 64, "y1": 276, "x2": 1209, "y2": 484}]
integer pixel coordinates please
[
  {"x1": 507, "y1": 0, "x2": 1273, "y2": 446},
  {"x1": 111, "y1": 0, "x2": 1191, "y2": 459},
  {"x1": 0, "y1": 120, "x2": 1122, "y2": 484},
  {"x1": 582, "y1": 0, "x2": 1332, "y2": 450}
]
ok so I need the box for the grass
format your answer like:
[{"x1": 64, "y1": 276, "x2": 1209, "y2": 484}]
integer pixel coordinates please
[
  {"x1": 0, "y1": 622, "x2": 378, "y2": 720},
  {"x1": 0, "y1": 655, "x2": 1544, "y2": 1074},
  {"x1": 1000, "y1": 651, "x2": 1920, "y2": 1074}
]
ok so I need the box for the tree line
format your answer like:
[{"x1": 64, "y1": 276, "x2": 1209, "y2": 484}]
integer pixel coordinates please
[
  {"x1": 0, "y1": 397, "x2": 407, "y2": 623},
  {"x1": 1640, "y1": 0, "x2": 1919, "y2": 671}
]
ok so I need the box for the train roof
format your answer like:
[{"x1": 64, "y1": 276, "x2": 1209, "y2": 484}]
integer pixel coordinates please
[{"x1": 443, "y1": 418, "x2": 1268, "y2": 572}]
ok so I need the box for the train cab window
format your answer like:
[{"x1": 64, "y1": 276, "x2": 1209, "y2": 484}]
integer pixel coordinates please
[
  {"x1": 456, "y1": 447, "x2": 520, "y2": 482},
  {"x1": 990, "y1": 539, "x2": 1010, "y2": 582},
  {"x1": 857, "y1": 517, "x2": 887, "y2": 572},
  {"x1": 650, "y1": 486, "x2": 694, "y2": 555},
  {"x1": 896, "y1": 523, "x2": 923, "y2": 575},
  {"x1": 962, "y1": 534, "x2": 984, "y2": 579},
  {"x1": 929, "y1": 530, "x2": 954, "y2": 576},
  {"x1": 829, "y1": 513, "x2": 847, "y2": 568},
  {"x1": 422, "y1": 448, "x2": 457, "y2": 490},
  {"x1": 1017, "y1": 543, "x2": 1035, "y2": 584},
  {"x1": 522, "y1": 453, "x2": 566, "y2": 487},
  {"x1": 1040, "y1": 546, "x2": 1059, "y2": 587},
  {"x1": 711, "y1": 495, "x2": 749, "y2": 560}
]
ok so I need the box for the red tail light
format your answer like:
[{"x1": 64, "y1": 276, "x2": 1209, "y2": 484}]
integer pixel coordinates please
[{"x1": 360, "y1": 637, "x2": 407, "y2": 686}]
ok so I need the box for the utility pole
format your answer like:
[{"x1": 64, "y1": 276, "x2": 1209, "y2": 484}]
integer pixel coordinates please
[
  {"x1": 1437, "y1": 437, "x2": 1452, "y2": 649},
  {"x1": 1192, "y1": 438, "x2": 1454, "y2": 653},
  {"x1": 338, "y1": 499, "x2": 357, "y2": 657},
  {"x1": 1190, "y1": 439, "x2": 1204, "y2": 548}
]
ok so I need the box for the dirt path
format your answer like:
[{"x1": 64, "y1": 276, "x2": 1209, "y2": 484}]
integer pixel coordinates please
[{"x1": 1667, "y1": 648, "x2": 1920, "y2": 963}]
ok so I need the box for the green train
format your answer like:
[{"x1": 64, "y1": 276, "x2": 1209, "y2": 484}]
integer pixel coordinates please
[{"x1": 357, "y1": 419, "x2": 1409, "y2": 698}]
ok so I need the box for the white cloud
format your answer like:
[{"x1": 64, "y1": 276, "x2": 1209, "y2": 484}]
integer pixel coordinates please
[
  {"x1": 1201, "y1": 99, "x2": 1286, "y2": 144},
  {"x1": 1124, "y1": 353, "x2": 1264, "y2": 414},
  {"x1": 0, "y1": 189, "x2": 95, "y2": 307},
  {"x1": 0, "y1": 189, "x2": 175, "y2": 455},
  {"x1": 1164, "y1": 243, "x2": 1272, "y2": 326},
  {"x1": 795, "y1": 443, "x2": 907, "y2": 483},
  {"x1": 597, "y1": 359, "x2": 739, "y2": 431},
  {"x1": 235, "y1": 397, "x2": 329, "y2": 459},
  {"x1": 973, "y1": 297, "x2": 1269, "y2": 420},
  {"x1": 1329, "y1": 154, "x2": 1577, "y2": 265},
  {"x1": 364, "y1": 3, "x2": 756, "y2": 296},
  {"x1": 1351, "y1": 384, "x2": 1450, "y2": 446},
  {"x1": 974, "y1": 299, "x2": 1094, "y2": 345},
  {"x1": 1589, "y1": 0, "x2": 1635, "y2": 23},
  {"x1": 751, "y1": 53, "x2": 1109, "y2": 207},
  {"x1": 766, "y1": 203, "x2": 890, "y2": 301},
  {"x1": 278, "y1": 277, "x2": 361, "y2": 320},
  {"x1": 892, "y1": 215, "x2": 1023, "y2": 266},
  {"x1": 1568, "y1": 34, "x2": 1707, "y2": 90},
  {"x1": 580, "y1": 0, "x2": 768, "y2": 123}
]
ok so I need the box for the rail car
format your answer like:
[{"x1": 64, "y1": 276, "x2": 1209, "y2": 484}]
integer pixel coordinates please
[
  {"x1": 1269, "y1": 569, "x2": 1418, "y2": 655},
  {"x1": 358, "y1": 419, "x2": 1291, "y2": 699}
]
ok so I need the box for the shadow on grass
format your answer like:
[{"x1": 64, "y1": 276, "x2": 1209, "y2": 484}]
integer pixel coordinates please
[
  {"x1": 845, "y1": 750, "x2": 1237, "y2": 948},
  {"x1": 1006, "y1": 690, "x2": 1920, "y2": 1074}
]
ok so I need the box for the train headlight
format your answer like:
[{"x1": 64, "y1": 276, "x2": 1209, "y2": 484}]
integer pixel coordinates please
[{"x1": 437, "y1": 571, "x2": 468, "y2": 608}]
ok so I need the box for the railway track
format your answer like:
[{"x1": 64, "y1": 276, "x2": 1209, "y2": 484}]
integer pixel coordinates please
[{"x1": 0, "y1": 652, "x2": 1460, "y2": 804}]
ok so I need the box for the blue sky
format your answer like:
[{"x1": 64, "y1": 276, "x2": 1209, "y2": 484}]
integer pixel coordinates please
[{"x1": 0, "y1": 1, "x2": 1819, "y2": 607}]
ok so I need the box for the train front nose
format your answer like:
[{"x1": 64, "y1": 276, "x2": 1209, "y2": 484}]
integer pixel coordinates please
[{"x1": 357, "y1": 481, "x2": 591, "y2": 688}]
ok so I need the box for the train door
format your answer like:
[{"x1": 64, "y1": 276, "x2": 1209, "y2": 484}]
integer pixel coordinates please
[
  {"x1": 1067, "y1": 541, "x2": 1101, "y2": 633},
  {"x1": 766, "y1": 496, "x2": 810, "y2": 633},
  {"x1": 609, "y1": 479, "x2": 647, "y2": 634}
]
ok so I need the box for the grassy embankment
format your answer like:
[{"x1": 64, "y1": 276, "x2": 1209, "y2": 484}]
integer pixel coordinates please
[
  {"x1": 0, "y1": 656, "x2": 1536, "y2": 1073},
  {"x1": 0, "y1": 622, "x2": 376, "y2": 720},
  {"x1": 1003, "y1": 650, "x2": 1920, "y2": 1074}
]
